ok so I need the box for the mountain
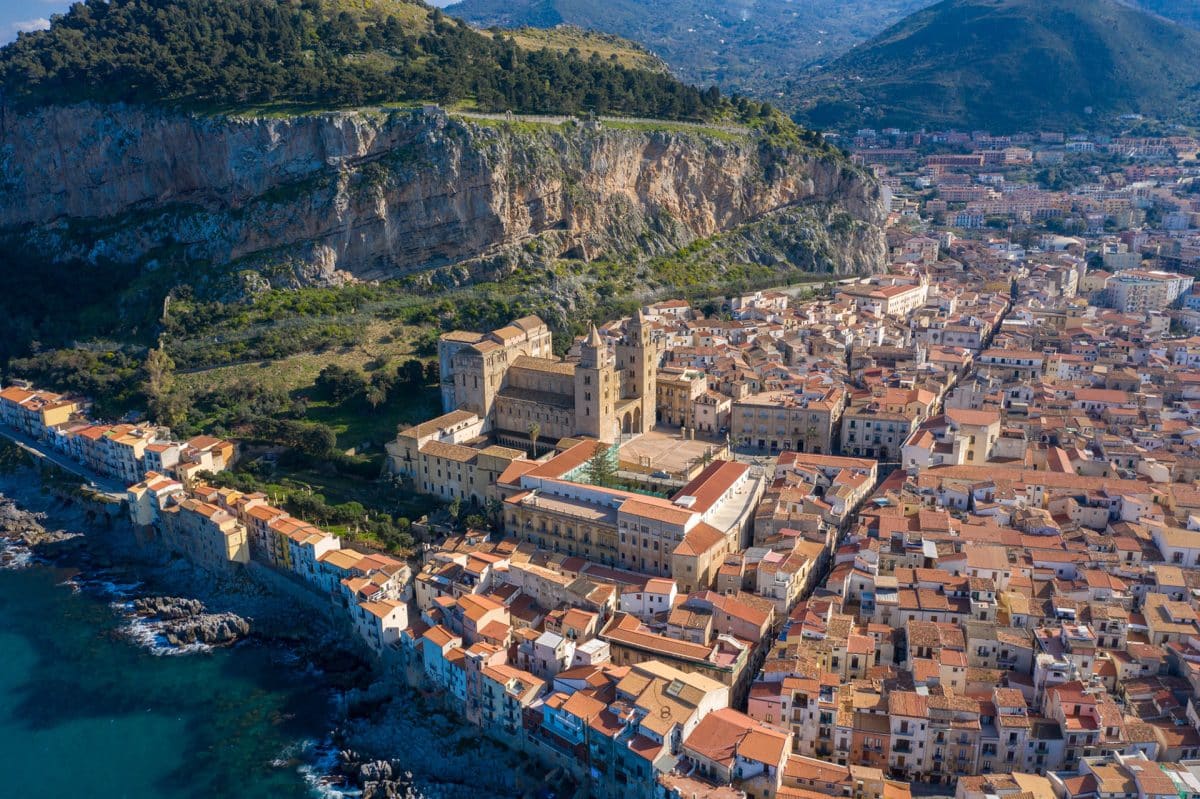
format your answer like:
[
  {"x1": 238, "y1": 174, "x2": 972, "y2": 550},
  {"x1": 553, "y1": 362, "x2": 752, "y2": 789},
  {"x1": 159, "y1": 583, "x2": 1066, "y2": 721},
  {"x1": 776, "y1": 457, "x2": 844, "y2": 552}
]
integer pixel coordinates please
[
  {"x1": 444, "y1": 0, "x2": 935, "y2": 102},
  {"x1": 0, "y1": 0, "x2": 887, "y2": 369},
  {"x1": 0, "y1": 0, "x2": 723, "y2": 120},
  {"x1": 1, "y1": 104, "x2": 884, "y2": 287},
  {"x1": 796, "y1": 0, "x2": 1200, "y2": 132},
  {"x1": 1127, "y1": 0, "x2": 1200, "y2": 30}
]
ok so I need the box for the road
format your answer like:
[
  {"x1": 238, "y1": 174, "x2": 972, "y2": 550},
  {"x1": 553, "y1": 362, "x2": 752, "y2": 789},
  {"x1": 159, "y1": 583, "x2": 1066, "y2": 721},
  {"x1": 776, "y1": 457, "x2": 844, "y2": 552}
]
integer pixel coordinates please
[{"x1": 0, "y1": 426, "x2": 128, "y2": 501}]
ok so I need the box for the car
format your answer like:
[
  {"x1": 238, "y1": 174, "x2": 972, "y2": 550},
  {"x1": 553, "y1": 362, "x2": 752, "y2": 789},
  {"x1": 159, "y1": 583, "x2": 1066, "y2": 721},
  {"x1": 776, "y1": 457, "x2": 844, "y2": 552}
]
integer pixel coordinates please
[{"x1": 650, "y1": 470, "x2": 671, "y2": 479}]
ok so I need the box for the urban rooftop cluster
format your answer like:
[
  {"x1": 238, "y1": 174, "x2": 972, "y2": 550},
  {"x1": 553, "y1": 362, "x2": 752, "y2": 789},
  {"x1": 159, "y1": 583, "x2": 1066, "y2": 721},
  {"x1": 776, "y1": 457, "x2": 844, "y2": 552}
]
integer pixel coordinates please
[{"x1": 5, "y1": 124, "x2": 1200, "y2": 799}]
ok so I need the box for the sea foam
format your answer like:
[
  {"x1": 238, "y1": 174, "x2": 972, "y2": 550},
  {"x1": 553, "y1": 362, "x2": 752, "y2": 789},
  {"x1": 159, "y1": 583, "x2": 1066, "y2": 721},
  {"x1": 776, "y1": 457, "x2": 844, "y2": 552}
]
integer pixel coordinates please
[
  {"x1": 289, "y1": 739, "x2": 363, "y2": 799},
  {"x1": 109, "y1": 599, "x2": 214, "y2": 656}
]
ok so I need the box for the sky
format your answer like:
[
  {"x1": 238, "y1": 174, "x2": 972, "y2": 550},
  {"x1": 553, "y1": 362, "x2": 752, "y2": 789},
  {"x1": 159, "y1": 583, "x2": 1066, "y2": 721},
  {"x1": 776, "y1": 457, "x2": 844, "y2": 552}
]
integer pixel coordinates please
[{"x1": 0, "y1": 0, "x2": 69, "y2": 44}]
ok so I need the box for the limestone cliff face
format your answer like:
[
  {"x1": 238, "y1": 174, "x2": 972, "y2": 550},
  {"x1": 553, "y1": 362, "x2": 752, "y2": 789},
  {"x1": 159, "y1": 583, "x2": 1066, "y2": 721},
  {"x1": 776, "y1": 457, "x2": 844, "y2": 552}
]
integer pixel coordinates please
[{"x1": 0, "y1": 103, "x2": 886, "y2": 286}]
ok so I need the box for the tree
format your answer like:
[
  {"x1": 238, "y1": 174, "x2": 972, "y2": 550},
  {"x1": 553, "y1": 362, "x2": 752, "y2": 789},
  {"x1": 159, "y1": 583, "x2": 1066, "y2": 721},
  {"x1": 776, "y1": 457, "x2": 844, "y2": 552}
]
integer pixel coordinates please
[
  {"x1": 142, "y1": 346, "x2": 175, "y2": 400},
  {"x1": 365, "y1": 384, "x2": 387, "y2": 413},
  {"x1": 316, "y1": 364, "x2": 366, "y2": 403},
  {"x1": 584, "y1": 443, "x2": 617, "y2": 488},
  {"x1": 527, "y1": 421, "x2": 541, "y2": 457},
  {"x1": 400, "y1": 358, "x2": 425, "y2": 387},
  {"x1": 142, "y1": 346, "x2": 187, "y2": 428},
  {"x1": 299, "y1": 423, "x2": 338, "y2": 458},
  {"x1": 484, "y1": 497, "x2": 503, "y2": 530},
  {"x1": 0, "y1": 0, "x2": 742, "y2": 124}
]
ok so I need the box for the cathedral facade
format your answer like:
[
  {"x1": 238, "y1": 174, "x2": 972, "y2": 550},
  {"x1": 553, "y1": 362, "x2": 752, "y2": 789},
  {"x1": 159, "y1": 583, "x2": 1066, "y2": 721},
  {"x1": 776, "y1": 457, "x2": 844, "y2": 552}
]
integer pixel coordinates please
[{"x1": 438, "y1": 313, "x2": 657, "y2": 448}]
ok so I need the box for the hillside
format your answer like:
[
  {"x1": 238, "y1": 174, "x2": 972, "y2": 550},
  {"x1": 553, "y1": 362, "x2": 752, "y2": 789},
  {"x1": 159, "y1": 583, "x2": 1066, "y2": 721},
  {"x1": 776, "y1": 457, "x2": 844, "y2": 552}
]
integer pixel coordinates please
[
  {"x1": 1128, "y1": 0, "x2": 1200, "y2": 29},
  {"x1": 0, "y1": 0, "x2": 724, "y2": 119},
  {"x1": 0, "y1": 0, "x2": 887, "y2": 431},
  {"x1": 506, "y1": 26, "x2": 667, "y2": 73},
  {"x1": 796, "y1": 0, "x2": 1200, "y2": 132},
  {"x1": 445, "y1": 0, "x2": 933, "y2": 103}
]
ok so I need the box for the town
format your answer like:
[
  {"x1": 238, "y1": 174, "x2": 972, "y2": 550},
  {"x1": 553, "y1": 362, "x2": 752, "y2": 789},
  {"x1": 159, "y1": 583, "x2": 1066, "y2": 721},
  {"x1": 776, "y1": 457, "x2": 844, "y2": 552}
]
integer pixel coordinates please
[{"x1": 4, "y1": 122, "x2": 1200, "y2": 799}]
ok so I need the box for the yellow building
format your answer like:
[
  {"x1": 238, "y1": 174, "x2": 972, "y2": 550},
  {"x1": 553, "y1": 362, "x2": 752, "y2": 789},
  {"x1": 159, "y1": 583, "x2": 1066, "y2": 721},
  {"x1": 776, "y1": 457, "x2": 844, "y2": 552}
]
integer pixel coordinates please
[
  {"x1": 159, "y1": 497, "x2": 250, "y2": 569},
  {"x1": 0, "y1": 385, "x2": 82, "y2": 439},
  {"x1": 502, "y1": 442, "x2": 757, "y2": 584},
  {"x1": 732, "y1": 386, "x2": 846, "y2": 455},
  {"x1": 657, "y1": 367, "x2": 706, "y2": 429}
]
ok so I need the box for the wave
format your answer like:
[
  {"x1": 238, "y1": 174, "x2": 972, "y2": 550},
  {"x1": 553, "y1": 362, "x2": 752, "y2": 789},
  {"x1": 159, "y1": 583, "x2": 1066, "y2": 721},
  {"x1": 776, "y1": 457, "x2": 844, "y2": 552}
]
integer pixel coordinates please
[
  {"x1": 286, "y1": 739, "x2": 363, "y2": 799},
  {"x1": 87, "y1": 577, "x2": 145, "y2": 598},
  {"x1": 0, "y1": 540, "x2": 34, "y2": 570},
  {"x1": 109, "y1": 599, "x2": 214, "y2": 656}
]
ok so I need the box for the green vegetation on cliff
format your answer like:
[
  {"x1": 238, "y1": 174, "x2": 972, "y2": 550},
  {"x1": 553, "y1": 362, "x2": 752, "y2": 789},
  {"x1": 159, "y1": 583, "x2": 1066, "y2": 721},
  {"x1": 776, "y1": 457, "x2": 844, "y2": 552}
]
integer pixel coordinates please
[{"x1": 0, "y1": 0, "x2": 731, "y2": 121}]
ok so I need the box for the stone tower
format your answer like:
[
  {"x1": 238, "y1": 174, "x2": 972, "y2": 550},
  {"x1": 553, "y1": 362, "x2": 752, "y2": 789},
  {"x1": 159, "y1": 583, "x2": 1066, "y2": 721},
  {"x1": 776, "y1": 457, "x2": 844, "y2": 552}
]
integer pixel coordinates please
[
  {"x1": 575, "y1": 325, "x2": 616, "y2": 442},
  {"x1": 615, "y1": 309, "x2": 657, "y2": 434}
]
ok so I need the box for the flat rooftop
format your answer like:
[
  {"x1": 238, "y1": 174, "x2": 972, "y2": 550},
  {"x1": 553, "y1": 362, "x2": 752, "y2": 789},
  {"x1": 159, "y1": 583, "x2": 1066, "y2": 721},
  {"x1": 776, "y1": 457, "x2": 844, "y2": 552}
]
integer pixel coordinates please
[{"x1": 619, "y1": 427, "x2": 728, "y2": 479}]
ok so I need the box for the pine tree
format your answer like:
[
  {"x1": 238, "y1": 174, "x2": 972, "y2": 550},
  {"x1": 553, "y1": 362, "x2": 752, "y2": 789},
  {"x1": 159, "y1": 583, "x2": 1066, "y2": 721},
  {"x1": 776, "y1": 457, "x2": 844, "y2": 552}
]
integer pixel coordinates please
[{"x1": 585, "y1": 443, "x2": 617, "y2": 488}]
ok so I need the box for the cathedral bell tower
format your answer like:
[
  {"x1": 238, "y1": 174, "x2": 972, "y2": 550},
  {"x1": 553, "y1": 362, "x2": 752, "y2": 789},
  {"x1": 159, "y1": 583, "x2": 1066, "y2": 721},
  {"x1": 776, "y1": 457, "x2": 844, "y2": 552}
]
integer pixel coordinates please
[
  {"x1": 575, "y1": 325, "x2": 617, "y2": 442},
  {"x1": 616, "y1": 309, "x2": 657, "y2": 434}
]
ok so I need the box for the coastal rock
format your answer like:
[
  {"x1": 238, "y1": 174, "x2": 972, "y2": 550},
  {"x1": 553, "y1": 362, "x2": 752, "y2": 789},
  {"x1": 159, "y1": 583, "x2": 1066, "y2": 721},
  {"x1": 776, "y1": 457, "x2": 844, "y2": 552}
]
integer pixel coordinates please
[
  {"x1": 131, "y1": 594, "x2": 251, "y2": 647},
  {"x1": 338, "y1": 689, "x2": 552, "y2": 799},
  {"x1": 1, "y1": 104, "x2": 887, "y2": 288},
  {"x1": 133, "y1": 595, "x2": 206, "y2": 619},
  {"x1": 163, "y1": 612, "x2": 250, "y2": 646},
  {"x1": 0, "y1": 495, "x2": 79, "y2": 546},
  {"x1": 337, "y1": 751, "x2": 418, "y2": 799}
]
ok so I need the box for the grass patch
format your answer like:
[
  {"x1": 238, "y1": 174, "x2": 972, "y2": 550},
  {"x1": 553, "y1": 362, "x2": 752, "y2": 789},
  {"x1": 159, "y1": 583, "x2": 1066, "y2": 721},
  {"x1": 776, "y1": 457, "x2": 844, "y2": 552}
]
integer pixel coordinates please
[
  {"x1": 304, "y1": 385, "x2": 441, "y2": 456},
  {"x1": 505, "y1": 26, "x2": 666, "y2": 73}
]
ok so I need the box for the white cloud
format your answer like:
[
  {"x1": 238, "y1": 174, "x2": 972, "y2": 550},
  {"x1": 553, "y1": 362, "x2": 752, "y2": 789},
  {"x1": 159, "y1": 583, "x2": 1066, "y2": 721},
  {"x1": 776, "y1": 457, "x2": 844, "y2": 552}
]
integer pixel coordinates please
[{"x1": 12, "y1": 17, "x2": 51, "y2": 34}]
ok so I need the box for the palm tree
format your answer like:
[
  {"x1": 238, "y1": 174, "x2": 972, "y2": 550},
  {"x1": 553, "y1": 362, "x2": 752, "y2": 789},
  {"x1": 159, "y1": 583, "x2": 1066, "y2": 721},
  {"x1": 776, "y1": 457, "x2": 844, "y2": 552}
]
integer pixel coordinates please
[{"x1": 527, "y1": 421, "x2": 541, "y2": 457}]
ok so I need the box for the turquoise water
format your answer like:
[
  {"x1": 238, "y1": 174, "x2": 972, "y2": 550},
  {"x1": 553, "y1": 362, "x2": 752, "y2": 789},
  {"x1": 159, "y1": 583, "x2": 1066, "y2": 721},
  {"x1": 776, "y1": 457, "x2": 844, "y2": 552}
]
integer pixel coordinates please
[{"x1": 0, "y1": 563, "x2": 331, "y2": 799}]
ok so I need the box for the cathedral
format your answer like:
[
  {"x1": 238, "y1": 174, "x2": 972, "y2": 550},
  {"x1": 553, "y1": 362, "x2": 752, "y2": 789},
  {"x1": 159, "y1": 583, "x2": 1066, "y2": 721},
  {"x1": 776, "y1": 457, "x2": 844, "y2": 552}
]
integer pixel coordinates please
[{"x1": 438, "y1": 313, "x2": 657, "y2": 450}]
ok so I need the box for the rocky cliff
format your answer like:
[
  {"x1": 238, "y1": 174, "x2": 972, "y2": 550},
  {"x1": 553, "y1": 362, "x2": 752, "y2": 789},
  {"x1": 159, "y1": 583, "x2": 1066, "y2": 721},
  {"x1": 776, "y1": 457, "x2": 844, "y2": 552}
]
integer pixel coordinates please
[{"x1": 0, "y1": 103, "x2": 886, "y2": 287}]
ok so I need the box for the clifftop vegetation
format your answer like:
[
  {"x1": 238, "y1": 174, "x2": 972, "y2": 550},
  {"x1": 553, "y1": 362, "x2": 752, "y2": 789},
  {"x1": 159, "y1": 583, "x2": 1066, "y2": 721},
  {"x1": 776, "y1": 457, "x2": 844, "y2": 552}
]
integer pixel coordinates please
[{"x1": 0, "y1": 0, "x2": 734, "y2": 121}]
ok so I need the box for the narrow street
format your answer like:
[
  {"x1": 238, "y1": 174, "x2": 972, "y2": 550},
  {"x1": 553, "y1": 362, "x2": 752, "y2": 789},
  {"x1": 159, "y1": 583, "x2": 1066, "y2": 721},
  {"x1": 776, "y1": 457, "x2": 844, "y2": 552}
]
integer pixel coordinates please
[{"x1": 0, "y1": 426, "x2": 128, "y2": 501}]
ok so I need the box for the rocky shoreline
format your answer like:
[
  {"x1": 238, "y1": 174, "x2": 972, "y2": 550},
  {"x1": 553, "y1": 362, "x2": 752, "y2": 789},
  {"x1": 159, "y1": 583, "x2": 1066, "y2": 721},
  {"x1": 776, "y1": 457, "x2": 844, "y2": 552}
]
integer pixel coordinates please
[
  {"x1": 1, "y1": 492, "x2": 251, "y2": 649},
  {"x1": 131, "y1": 596, "x2": 251, "y2": 647},
  {"x1": 0, "y1": 457, "x2": 542, "y2": 799},
  {"x1": 0, "y1": 493, "x2": 83, "y2": 559}
]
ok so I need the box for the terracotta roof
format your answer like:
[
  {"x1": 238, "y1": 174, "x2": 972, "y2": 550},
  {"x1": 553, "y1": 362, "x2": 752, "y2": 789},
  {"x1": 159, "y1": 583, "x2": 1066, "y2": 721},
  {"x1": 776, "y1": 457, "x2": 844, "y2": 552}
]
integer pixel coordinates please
[
  {"x1": 671, "y1": 460, "x2": 749, "y2": 514},
  {"x1": 674, "y1": 523, "x2": 726, "y2": 557}
]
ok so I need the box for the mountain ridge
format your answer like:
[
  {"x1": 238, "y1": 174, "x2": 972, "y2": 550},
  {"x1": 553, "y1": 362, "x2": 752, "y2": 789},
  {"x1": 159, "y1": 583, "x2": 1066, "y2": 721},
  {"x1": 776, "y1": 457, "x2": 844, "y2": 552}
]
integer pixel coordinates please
[
  {"x1": 445, "y1": 0, "x2": 934, "y2": 101},
  {"x1": 0, "y1": 0, "x2": 726, "y2": 121},
  {"x1": 795, "y1": 0, "x2": 1200, "y2": 132}
]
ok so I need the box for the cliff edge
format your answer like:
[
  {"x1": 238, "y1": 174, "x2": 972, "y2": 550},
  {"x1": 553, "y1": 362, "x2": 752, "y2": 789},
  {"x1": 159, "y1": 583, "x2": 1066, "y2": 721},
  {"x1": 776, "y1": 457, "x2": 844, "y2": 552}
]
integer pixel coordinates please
[{"x1": 1, "y1": 104, "x2": 887, "y2": 288}]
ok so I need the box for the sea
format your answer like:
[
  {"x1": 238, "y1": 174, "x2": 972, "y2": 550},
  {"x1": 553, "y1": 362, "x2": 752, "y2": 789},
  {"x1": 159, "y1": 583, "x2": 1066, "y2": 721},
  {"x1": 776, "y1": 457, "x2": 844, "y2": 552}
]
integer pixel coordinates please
[{"x1": 0, "y1": 555, "x2": 347, "y2": 799}]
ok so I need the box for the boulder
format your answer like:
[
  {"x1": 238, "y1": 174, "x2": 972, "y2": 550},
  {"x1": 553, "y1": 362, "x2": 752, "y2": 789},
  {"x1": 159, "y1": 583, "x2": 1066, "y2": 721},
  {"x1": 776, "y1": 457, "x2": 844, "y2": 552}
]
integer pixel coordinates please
[
  {"x1": 133, "y1": 596, "x2": 206, "y2": 619},
  {"x1": 164, "y1": 612, "x2": 250, "y2": 646}
]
